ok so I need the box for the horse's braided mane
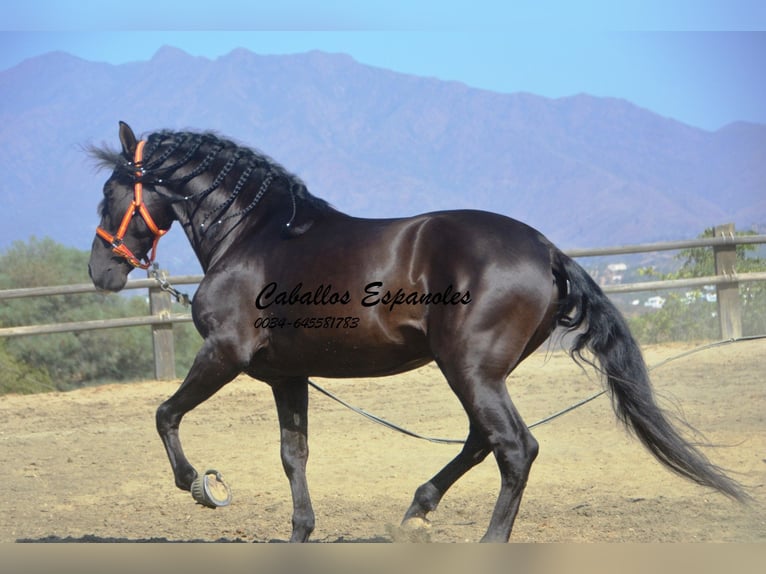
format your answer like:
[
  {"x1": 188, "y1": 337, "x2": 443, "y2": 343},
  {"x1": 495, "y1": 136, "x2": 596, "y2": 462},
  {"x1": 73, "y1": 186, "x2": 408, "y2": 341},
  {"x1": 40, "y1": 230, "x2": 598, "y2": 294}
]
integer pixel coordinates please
[{"x1": 89, "y1": 129, "x2": 331, "y2": 214}]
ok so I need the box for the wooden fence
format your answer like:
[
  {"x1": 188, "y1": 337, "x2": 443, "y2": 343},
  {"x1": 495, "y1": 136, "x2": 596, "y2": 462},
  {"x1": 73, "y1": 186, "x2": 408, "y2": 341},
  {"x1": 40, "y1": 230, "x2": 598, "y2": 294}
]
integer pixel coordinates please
[{"x1": 1, "y1": 223, "x2": 765, "y2": 380}]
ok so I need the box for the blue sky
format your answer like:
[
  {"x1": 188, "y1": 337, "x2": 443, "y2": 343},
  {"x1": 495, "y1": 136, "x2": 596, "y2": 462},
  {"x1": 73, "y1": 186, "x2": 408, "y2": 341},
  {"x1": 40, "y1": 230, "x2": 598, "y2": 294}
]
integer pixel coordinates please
[{"x1": 1, "y1": 0, "x2": 765, "y2": 131}]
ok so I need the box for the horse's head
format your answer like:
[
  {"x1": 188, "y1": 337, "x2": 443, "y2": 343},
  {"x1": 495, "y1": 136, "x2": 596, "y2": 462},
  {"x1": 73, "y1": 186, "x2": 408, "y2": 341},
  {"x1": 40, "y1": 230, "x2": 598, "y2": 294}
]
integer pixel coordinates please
[{"x1": 88, "y1": 122, "x2": 174, "y2": 291}]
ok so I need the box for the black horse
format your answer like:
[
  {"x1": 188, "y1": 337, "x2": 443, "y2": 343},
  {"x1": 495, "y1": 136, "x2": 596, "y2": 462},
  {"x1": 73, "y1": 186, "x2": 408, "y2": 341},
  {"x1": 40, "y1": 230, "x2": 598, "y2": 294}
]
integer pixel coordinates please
[{"x1": 88, "y1": 122, "x2": 746, "y2": 542}]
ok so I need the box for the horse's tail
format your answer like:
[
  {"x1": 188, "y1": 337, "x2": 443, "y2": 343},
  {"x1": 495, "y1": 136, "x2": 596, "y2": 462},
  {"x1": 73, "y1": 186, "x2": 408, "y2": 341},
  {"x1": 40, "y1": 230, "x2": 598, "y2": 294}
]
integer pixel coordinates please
[{"x1": 551, "y1": 248, "x2": 748, "y2": 502}]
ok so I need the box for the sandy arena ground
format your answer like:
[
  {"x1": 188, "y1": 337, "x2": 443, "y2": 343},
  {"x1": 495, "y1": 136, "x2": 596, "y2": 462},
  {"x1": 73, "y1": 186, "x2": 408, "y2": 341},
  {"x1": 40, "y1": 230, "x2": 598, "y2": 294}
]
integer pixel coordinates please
[{"x1": 1, "y1": 339, "x2": 764, "y2": 543}]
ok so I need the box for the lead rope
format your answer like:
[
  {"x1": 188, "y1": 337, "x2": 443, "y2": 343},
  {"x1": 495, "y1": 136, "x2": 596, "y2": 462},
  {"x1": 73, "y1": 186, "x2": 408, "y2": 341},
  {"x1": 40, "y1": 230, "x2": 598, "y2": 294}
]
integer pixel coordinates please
[
  {"x1": 308, "y1": 379, "x2": 465, "y2": 444},
  {"x1": 308, "y1": 334, "x2": 766, "y2": 444}
]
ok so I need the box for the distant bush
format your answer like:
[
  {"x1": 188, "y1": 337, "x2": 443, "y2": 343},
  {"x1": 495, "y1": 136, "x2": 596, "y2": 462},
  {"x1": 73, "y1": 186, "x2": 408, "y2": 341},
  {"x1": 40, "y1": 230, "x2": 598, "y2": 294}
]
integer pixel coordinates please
[{"x1": 0, "y1": 340, "x2": 54, "y2": 394}]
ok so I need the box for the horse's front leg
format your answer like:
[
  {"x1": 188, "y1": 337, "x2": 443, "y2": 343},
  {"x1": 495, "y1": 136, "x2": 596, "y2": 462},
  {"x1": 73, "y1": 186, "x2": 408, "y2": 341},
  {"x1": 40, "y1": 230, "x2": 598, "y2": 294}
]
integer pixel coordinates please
[
  {"x1": 156, "y1": 338, "x2": 241, "y2": 491},
  {"x1": 271, "y1": 378, "x2": 315, "y2": 542}
]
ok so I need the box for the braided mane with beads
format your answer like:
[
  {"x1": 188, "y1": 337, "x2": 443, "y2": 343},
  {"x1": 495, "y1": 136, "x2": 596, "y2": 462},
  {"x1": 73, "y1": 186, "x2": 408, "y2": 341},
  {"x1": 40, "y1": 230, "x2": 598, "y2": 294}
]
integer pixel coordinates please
[{"x1": 90, "y1": 129, "x2": 332, "y2": 227}]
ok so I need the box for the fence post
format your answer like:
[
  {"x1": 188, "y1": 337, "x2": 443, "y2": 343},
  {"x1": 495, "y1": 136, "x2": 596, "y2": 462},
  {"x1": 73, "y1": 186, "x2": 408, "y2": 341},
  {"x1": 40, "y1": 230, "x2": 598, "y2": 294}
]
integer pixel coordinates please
[
  {"x1": 148, "y1": 269, "x2": 176, "y2": 380},
  {"x1": 713, "y1": 223, "x2": 742, "y2": 339}
]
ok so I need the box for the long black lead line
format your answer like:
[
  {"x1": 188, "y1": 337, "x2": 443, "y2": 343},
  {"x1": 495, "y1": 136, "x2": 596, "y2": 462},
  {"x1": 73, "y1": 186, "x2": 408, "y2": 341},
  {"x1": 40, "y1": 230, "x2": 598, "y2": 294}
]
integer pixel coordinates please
[{"x1": 308, "y1": 334, "x2": 766, "y2": 443}]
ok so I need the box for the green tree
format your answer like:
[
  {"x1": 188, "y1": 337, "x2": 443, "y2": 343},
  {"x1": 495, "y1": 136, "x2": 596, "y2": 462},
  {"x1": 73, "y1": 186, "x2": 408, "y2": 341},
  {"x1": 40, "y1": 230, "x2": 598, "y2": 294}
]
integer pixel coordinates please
[
  {"x1": 628, "y1": 228, "x2": 766, "y2": 343},
  {"x1": 0, "y1": 237, "x2": 201, "y2": 393}
]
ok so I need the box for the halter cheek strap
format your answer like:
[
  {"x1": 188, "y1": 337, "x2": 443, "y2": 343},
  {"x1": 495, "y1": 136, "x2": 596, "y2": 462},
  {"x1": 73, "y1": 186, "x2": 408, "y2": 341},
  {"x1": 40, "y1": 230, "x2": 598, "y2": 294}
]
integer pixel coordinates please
[{"x1": 95, "y1": 140, "x2": 169, "y2": 269}]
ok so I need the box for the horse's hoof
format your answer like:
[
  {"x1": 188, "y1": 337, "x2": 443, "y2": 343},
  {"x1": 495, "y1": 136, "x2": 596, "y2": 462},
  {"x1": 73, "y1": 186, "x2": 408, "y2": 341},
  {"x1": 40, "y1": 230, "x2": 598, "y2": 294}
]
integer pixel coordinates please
[
  {"x1": 191, "y1": 469, "x2": 232, "y2": 508},
  {"x1": 401, "y1": 516, "x2": 432, "y2": 530}
]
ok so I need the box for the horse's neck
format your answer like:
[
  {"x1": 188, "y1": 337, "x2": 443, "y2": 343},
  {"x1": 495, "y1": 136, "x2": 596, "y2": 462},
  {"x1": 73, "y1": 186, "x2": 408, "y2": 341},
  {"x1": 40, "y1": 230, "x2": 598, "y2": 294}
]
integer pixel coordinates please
[{"x1": 169, "y1": 181, "x2": 287, "y2": 271}]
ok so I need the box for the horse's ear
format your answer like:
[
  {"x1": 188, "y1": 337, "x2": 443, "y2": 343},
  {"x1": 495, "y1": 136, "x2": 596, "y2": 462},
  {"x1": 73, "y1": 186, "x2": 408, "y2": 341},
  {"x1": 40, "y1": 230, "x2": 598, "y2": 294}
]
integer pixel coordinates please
[{"x1": 118, "y1": 121, "x2": 138, "y2": 159}]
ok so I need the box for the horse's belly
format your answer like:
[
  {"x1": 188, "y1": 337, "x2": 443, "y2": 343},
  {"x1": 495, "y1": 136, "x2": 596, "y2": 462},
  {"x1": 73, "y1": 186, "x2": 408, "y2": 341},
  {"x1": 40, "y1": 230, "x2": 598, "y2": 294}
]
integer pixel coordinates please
[{"x1": 249, "y1": 323, "x2": 432, "y2": 379}]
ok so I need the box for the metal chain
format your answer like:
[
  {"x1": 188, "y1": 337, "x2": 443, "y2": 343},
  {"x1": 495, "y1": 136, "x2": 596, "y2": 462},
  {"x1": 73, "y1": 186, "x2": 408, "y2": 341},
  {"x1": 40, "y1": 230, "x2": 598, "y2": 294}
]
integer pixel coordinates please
[{"x1": 149, "y1": 264, "x2": 191, "y2": 307}]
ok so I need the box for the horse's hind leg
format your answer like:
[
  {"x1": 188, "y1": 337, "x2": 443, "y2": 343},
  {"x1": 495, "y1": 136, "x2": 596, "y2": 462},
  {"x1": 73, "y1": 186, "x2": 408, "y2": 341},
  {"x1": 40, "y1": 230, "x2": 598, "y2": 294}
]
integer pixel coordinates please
[
  {"x1": 454, "y1": 367, "x2": 539, "y2": 542},
  {"x1": 406, "y1": 297, "x2": 554, "y2": 541},
  {"x1": 156, "y1": 339, "x2": 241, "y2": 490},
  {"x1": 402, "y1": 424, "x2": 491, "y2": 526},
  {"x1": 271, "y1": 378, "x2": 315, "y2": 542},
  {"x1": 404, "y1": 366, "x2": 539, "y2": 542},
  {"x1": 475, "y1": 387, "x2": 538, "y2": 542}
]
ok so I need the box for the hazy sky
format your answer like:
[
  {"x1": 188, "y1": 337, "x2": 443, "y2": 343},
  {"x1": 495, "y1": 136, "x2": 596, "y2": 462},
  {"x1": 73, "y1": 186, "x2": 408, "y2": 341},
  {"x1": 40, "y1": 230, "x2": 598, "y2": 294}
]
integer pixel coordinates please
[{"x1": 2, "y1": 0, "x2": 764, "y2": 131}]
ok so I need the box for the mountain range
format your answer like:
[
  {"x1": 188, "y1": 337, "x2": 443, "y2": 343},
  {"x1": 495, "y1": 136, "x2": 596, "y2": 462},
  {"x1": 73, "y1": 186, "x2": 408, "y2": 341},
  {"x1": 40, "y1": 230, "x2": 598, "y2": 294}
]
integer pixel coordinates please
[{"x1": 1, "y1": 46, "x2": 764, "y2": 275}]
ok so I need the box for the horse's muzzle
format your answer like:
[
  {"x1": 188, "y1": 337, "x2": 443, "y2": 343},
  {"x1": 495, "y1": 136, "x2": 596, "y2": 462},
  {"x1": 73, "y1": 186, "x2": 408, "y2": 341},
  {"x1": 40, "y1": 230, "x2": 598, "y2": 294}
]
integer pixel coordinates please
[{"x1": 88, "y1": 262, "x2": 129, "y2": 292}]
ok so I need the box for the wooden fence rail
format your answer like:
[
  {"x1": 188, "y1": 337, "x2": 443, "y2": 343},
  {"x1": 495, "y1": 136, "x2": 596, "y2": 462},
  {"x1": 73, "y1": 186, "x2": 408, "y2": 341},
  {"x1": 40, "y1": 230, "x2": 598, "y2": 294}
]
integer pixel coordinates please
[{"x1": 1, "y1": 224, "x2": 765, "y2": 379}]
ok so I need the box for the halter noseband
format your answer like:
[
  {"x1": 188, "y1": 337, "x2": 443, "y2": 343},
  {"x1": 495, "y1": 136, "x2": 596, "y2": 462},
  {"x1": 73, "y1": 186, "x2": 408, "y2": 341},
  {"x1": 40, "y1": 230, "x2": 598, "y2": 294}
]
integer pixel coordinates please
[{"x1": 95, "y1": 140, "x2": 169, "y2": 269}]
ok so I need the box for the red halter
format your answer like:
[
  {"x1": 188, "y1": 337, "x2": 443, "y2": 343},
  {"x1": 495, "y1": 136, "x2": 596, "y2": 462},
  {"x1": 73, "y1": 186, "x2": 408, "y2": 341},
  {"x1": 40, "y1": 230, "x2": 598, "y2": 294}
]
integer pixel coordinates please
[{"x1": 95, "y1": 140, "x2": 168, "y2": 269}]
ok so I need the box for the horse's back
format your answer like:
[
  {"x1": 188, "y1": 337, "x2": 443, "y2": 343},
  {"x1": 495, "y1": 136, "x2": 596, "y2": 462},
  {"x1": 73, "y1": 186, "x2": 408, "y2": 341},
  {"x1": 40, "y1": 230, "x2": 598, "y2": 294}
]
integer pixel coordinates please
[{"x1": 403, "y1": 209, "x2": 555, "y2": 280}]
